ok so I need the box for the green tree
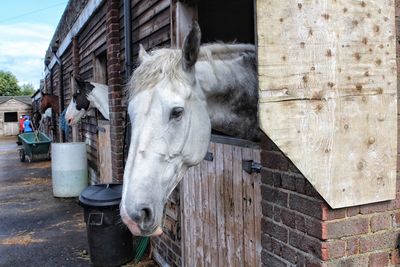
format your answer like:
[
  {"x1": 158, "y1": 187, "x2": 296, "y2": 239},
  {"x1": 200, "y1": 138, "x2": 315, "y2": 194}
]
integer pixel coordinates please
[
  {"x1": 19, "y1": 83, "x2": 35, "y2": 96},
  {"x1": 0, "y1": 70, "x2": 20, "y2": 96}
]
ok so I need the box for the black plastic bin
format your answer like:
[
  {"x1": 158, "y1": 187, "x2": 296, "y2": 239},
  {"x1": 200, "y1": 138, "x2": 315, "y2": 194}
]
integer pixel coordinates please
[{"x1": 79, "y1": 184, "x2": 134, "y2": 267}]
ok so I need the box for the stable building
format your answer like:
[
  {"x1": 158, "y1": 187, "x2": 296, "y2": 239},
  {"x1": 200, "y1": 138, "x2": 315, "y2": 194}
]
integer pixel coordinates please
[
  {"x1": 0, "y1": 96, "x2": 32, "y2": 136},
  {"x1": 43, "y1": 0, "x2": 400, "y2": 266}
]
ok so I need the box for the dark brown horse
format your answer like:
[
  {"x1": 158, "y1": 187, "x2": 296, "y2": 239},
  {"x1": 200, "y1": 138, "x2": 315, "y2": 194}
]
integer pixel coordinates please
[{"x1": 40, "y1": 94, "x2": 60, "y2": 114}]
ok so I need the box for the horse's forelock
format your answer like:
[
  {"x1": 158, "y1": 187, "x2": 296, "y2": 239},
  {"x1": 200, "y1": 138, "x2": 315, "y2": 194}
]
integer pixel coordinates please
[{"x1": 127, "y1": 48, "x2": 187, "y2": 100}]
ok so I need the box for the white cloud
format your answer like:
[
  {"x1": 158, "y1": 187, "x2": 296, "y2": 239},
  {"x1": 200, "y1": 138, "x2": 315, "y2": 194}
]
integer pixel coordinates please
[{"x1": 0, "y1": 23, "x2": 54, "y2": 88}]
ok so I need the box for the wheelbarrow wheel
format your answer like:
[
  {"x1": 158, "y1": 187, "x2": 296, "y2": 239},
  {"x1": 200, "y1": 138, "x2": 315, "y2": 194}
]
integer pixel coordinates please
[{"x1": 19, "y1": 149, "x2": 25, "y2": 162}]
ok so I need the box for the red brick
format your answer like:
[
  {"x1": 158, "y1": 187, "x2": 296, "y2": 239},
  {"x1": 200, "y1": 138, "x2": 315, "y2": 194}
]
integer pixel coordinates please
[
  {"x1": 262, "y1": 218, "x2": 288, "y2": 242},
  {"x1": 289, "y1": 194, "x2": 325, "y2": 219},
  {"x1": 273, "y1": 172, "x2": 282, "y2": 187},
  {"x1": 326, "y1": 217, "x2": 369, "y2": 239},
  {"x1": 304, "y1": 181, "x2": 323, "y2": 199},
  {"x1": 295, "y1": 176, "x2": 306, "y2": 194},
  {"x1": 393, "y1": 212, "x2": 400, "y2": 227},
  {"x1": 369, "y1": 251, "x2": 389, "y2": 267},
  {"x1": 306, "y1": 218, "x2": 324, "y2": 239},
  {"x1": 261, "y1": 200, "x2": 273, "y2": 218},
  {"x1": 261, "y1": 150, "x2": 289, "y2": 171},
  {"x1": 390, "y1": 249, "x2": 400, "y2": 265},
  {"x1": 281, "y1": 173, "x2": 296, "y2": 191},
  {"x1": 261, "y1": 234, "x2": 272, "y2": 252},
  {"x1": 260, "y1": 134, "x2": 276, "y2": 151},
  {"x1": 324, "y1": 240, "x2": 346, "y2": 260},
  {"x1": 387, "y1": 194, "x2": 400, "y2": 210},
  {"x1": 370, "y1": 214, "x2": 391, "y2": 232},
  {"x1": 267, "y1": 238, "x2": 298, "y2": 264},
  {"x1": 347, "y1": 206, "x2": 360, "y2": 217},
  {"x1": 273, "y1": 206, "x2": 282, "y2": 222},
  {"x1": 289, "y1": 231, "x2": 322, "y2": 259},
  {"x1": 324, "y1": 208, "x2": 346, "y2": 221},
  {"x1": 325, "y1": 255, "x2": 369, "y2": 267},
  {"x1": 360, "y1": 231, "x2": 400, "y2": 253},
  {"x1": 280, "y1": 208, "x2": 296, "y2": 229},
  {"x1": 261, "y1": 185, "x2": 288, "y2": 207},
  {"x1": 305, "y1": 256, "x2": 324, "y2": 267},
  {"x1": 346, "y1": 237, "x2": 359, "y2": 256},
  {"x1": 261, "y1": 250, "x2": 287, "y2": 267},
  {"x1": 295, "y1": 213, "x2": 306, "y2": 233},
  {"x1": 261, "y1": 168, "x2": 273, "y2": 186},
  {"x1": 359, "y1": 201, "x2": 388, "y2": 214},
  {"x1": 280, "y1": 243, "x2": 298, "y2": 264},
  {"x1": 288, "y1": 160, "x2": 301, "y2": 173},
  {"x1": 269, "y1": 237, "x2": 282, "y2": 255}
]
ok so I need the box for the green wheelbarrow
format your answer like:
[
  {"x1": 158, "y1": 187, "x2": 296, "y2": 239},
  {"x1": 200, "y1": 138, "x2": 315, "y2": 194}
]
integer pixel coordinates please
[{"x1": 18, "y1": 132, "x2": 51, "y2": 163}]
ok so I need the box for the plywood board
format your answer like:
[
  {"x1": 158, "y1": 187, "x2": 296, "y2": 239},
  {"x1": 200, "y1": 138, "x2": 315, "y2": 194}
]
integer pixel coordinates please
[
  {"x1": 97, "y1": 120, "x2": 112, "y2": 183},
  {"x1": 257, "y1": 0, "x2": 397, "y2": 208}
]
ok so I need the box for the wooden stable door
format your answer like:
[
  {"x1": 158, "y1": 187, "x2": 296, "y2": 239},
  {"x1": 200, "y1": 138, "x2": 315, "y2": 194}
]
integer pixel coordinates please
[{"x1": 182, "y1": 141, "x2": 262, "y2": 267}]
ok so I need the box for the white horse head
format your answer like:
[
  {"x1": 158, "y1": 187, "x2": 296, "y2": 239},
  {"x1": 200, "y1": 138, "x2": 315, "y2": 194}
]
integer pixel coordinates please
[
  {"x1": 65, "y1": 78, "x2": 110, "y2": 125},
  {"x1": 121, "y1": 22, "x2": 258, "y2": 236}
]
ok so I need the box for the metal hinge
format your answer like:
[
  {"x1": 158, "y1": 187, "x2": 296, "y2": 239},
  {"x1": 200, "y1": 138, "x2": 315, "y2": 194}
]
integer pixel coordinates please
[{"x1": 242, "y1": 160, "x2": 261, "y2": 174}]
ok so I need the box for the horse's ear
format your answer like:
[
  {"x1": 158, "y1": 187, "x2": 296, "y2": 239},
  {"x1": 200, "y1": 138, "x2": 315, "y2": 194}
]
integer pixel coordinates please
[
  {"x1": 182, "y1": 21, "x2": 201, "y2": 72},
  {"x1": 138, "y1": 44, "x2": 149, "y2": 64},
  {"x1": 74, "y1": 77, "x2": 85, "y2": 92}
]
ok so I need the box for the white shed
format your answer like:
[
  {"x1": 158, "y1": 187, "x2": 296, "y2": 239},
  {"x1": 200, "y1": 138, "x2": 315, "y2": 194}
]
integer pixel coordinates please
[{"x1": 0, "y1": 96, "x2": 32, "y2": 136}]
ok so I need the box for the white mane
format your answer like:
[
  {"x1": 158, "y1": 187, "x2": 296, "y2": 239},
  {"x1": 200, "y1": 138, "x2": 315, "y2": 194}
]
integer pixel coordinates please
[{"x1": 127, "y1": 43, "x2": 255, "y2": 99}]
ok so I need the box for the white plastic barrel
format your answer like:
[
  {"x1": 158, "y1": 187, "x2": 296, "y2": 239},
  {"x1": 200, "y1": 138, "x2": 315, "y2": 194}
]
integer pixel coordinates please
[{"x1": 51, "y1": 142, "x2": 88, "y2": 197}]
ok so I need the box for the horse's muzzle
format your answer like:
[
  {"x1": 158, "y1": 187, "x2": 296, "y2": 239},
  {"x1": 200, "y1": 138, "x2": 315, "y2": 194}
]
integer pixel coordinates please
[{"x1": 120, "y1": 204, "x2": 163, "y2": 236}]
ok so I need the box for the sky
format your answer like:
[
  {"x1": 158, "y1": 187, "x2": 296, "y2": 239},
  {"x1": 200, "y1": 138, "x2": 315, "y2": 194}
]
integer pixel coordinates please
[{"x1": 0, "y1": 1, "x2": 68, "y2": 89}]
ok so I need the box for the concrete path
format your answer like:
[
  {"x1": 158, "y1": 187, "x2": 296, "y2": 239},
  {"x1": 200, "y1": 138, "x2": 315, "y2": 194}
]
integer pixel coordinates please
[{"x1": 0, "y1": 136, "x2": 90, "y2": 267}]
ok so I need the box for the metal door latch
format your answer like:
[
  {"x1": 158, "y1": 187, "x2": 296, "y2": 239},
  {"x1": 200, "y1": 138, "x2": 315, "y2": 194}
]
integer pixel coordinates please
[
  {"x1": 242, "y1": 160, "x2": 261, "y2": 174},
  {"x1": 97, "y1": 126, "x2": 106, "y2": 133},
  {"x1": 203, "y1": 151, "x2": 214, "y2": 161}
]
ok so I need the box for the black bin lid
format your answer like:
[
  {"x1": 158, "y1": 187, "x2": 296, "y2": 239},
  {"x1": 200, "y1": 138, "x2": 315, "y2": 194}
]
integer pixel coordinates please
[{"x1": 79, "y1": 184, "x2": 123, "y2": 206}]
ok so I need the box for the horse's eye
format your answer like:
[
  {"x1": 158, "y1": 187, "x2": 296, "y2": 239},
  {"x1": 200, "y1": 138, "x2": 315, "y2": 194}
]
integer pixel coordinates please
[{"x1": 170, "y1": 107, "x2": 184, "y2": 120}]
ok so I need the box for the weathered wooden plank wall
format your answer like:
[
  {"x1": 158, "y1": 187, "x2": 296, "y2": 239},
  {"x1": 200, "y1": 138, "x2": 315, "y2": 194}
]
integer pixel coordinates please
[
  {"x1": 130, "y1": 0, "x2": 171, "y2": 59},
  {"x1": 257, "y1": 0, "x2": 397, "y2": 208},
  {"x1": 76, "y1": 1, "x2": 107, "y2": 184},
  {"x1": 182, "y1": 142, "x2": 262, "y2": 267}
]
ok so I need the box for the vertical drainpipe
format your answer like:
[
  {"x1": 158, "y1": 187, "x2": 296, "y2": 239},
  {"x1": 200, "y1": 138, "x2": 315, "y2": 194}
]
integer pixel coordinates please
[
  {"x1": 123, "y1": 0, "x2": 132, "y2": 167},
  {"x1": 72, "y1": 37, "x2": 79, "y2": 142},
  {"x1": 52, "y1": 52, "x2": 65, "y2": 142},
  {"x1": 49, "y1": 68, "x2": 57, "y2": 141},
  {"x1": 45, "y1": 61, "x2": 57, "y2": 141},
  {"x1": 124, "y1": 0, "x2": 132, "y2": 78}
]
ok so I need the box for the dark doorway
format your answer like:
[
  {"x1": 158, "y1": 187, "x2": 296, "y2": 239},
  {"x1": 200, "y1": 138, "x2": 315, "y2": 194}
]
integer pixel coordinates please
[{"x1": 4, "y1": 112, "x2": 18, "y2": 122}]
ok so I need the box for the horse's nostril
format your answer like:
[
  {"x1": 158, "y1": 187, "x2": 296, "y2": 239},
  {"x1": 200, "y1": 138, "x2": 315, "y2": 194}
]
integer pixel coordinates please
[
  {"x1": 68, "y1": 119, "x2": 72, "y2": 124},
  {"x1": 129, "y1": 205, "x2": 154, "y2": 228},
  {"x1": 141, "y1": 207, "x2": 152, "y2": 223}
]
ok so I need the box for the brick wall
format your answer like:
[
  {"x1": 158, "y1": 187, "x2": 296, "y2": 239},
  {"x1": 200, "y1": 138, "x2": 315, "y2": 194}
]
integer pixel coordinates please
[
  {"x1": 260, "y1": 133, "x2": 400, "y2": 266},
  {"x1": 106, "y1": 0, "x2": 124, "y2": 182},
  {"x1": 151, "y1": 187, "x2": 182, "y2": 267}
]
